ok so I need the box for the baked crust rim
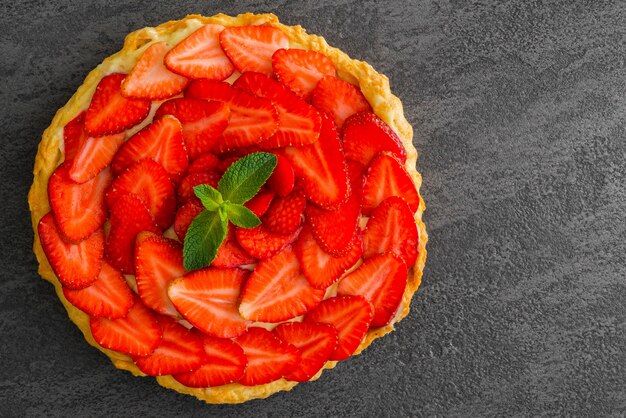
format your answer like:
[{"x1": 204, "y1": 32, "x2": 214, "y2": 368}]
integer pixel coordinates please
[{"x1": 27, "y1": 12, "x2": 428, "y2": 404}]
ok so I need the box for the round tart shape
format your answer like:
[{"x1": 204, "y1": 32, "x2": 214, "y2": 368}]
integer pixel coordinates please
[{"x1": 28, "y1": 12, "x2": 427, "y2": 404}]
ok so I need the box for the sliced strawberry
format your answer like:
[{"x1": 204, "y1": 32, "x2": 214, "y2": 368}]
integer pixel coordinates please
[
  {"x1": 187, "y1": 152, "x2": 220, "y2": 173},
  {"x1": 342, "y1": 111, "x2": 407, "y2": 167},
  {"x1": 311, "y1": 76, "x2": 371, "y2": 128},
  {"x1": 235, "y1": 224, "x2": 298, "y2": 260},
  {"x1": 174, "y1": 333, "x2": 247, "y2": 387},
  {"x1": 219, "y1": 26, "x2": 289, "y2": 76},
  {"x1": 133, "y1": 316, "x2": 205, "y2": 376},
  {"x1": 212, "y1": 226, "x2": 257, "y2": 268},
  {"x1": 177, "y1": 171, "x2": 220, "y2": 203},
  {"x1": 154, "y1": 98, "x2": 229, "y2": 160},
  {"x1": 164, "y1": 23, "x2": 234, "y2": 80},
  {"x1": 106, "y1": 159, "x2": 177, "y2": 229},
  {"x1": 295, "y1": 225, "x2": 363, "y2": 290},
  {"x1": 283, "y1": 112, "x2": 349, "y2": 209},
  {"x1": 48, "y1": 163, "x2": 112, "y2": 241},
  {"x1": 111, "y1": 116, "x2": 188, "y2": 179},
  {"x1": 234, "y1": 327, "x2": 300, "y2": 386},
  {"x1": 135, "y1": 232, "x2": 185, "y2": 317},
  {"x1": 121, "y1": 42, "x2": 188, "y2": 100},
  {"x1": 273, "y1": 322, "x2": 338, "y2": 382},
  {"x1": 267, "y1": 154, "x2": 295, "y2": 196},
  {"x1": 244, "y1": 189, "x2": 275, "y2": 217},
  {"x1": 304, "y1": 295, "x2": 373, "y2": 361},
  {"x1": 233, "y1": 72, "x2": 321, "y2": 148},
  {"x1": 62, "y1": 261, "x2": 133, "y2": 319},
  {"x1": 363, "y1": 197, "x2": 418, "y2": 267},
  {"x1": 173, "y1": 199, "x2": 204, "y2": 241},
  {"x1": 168, "y1": 268, "x2": 250, "y2": 338},
  {"x1": 272, "y1": 48, "x2": 337, "y2": 99},
  {"x1": 216, "y1": 155, "x2": 242, "y2": 173},
  {"x1": 305, "y1": 185, "x2": 360, "y2": 256},
  {"x1": 69, "y1": 132, "x2": 125, "y2": 183},
  {"x1": 84, "y1": 73, "x2": 151, "y2": 136},
  {"x1": 239, "y1": 246, "x2": 325, "y2": 322},
  {"x1": 262, "y1": 193, "x2": 306, "y2": 235},
  {"x1": 362, "y1": 153, "x2": 419, "y2": 215},
  {"x1": 38, "y1": 212, "x2": 104, "y2": 289},
  {"x1": 186, "y1": 79, "x2": 278, "y2": 151},
  {"x1": 90, "y1": 296, "x2": 162, "y2": 356},
  {"x1": 105, "y1": 193, "x2": 160, "y2": 274},
  {"x1": 63, "y1": 112, "x2": 87, "y2": 161},
  {"x1": 337, "y1": 253, "x2": 408, "y2": 328}
]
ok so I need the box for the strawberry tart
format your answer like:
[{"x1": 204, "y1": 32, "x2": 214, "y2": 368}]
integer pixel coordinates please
[{"x1": 28, "y1": 12, "x2": 427, "y2": 403}]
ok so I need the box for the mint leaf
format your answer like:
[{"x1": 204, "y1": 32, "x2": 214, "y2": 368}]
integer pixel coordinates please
[
  {"x1": 194, "y1": 184, "x2": 223, "y2": 212},
  {"x1": 183, "y1": 210, "x2": 228, "y2": 271},
  {"x1": 218, "y1": 152, "x2": 277, "y2": 204},
  {"x1": 226, "y1": 203, "x2": 261, "y2": 228}
]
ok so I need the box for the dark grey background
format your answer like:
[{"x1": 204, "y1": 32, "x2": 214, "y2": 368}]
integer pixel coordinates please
[{"x1": 1, "y1": 0, "x2": 625, "y2": 416}]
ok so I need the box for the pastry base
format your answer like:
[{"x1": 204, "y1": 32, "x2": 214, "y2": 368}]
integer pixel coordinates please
[{"x1": 28, "y1": 12, "x2": 428, "y2": 404}]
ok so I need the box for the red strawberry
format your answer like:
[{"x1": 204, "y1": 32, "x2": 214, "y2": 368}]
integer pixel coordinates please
[
  {"x1": 154, "y1": 98, "x2": 230, "y2": 160},
  {"x1": 304, "y1": 295, "x2": 373, "y2": 361},
  {"x1": 133, "y1": 316, "x2": 205, "y2": 376},
  {"x1": 167, "y1": 268, "x2": 250, "y2": 338},
  {"x1": 186, "y1": 79, "x2": 278, "y2": 151},
  {"x1": 234, "y1": 327, "x2": 300, "y2": 386},
  {"x1": 173, "y1": 199, "x2": 204, "y2": 240},
  {"x1": 48, "y1": 163, "x2": 112, "y2": 241},
  {"x1": 235, "y1": 224, "x2": 298, "y2": 259},
  {"x1": 337, "y1": 253, "x2": 408, "y2": 328},
  {"x1": 283, "y1": 112, "x2": 349, "y2": 209},
  {"x1": 262, "y1": 194, "x2": 306, "y2": 235},
  {"x1": 311, "y1": 76, "x2": 371, "y2": 128},
  {"x1": 69, "y1": 132, "x2": 126, "y2": 183},
  {"x1": 187, "y1": 152, "x2": 220, "y2": 173},
  {"x1": 305, "y1": 184, "x2": 360, "y2": 256},
  {"x1": 105, "y1": 193, "x2": 160, "y2": 274},
  {"x1": 244, "y1": 189, "x2": 275, "y2": 217},
  {"x1": 219, "y1": 26, "x2": 289, "y2": 76},
  {"x1": 212, "y1": 226, "x2": 257, "y2": 268},
  {"x1": 121, "y1": 42, "x2": 188, "y2": 100},
  {"x1": 272, "y1": 48, "x2": 337, "y2": 99},
  {"x1": 273, "y1": 322, "x2": 338, "y2": 382},
  {"x1": 295, "y1": 225, "x2": 363, "y2": 290},
  {"x1": 63, "y1": 112, "x2": 87, "y2": 161},
  {"x1": 342, "y1": 111, "x2": 407, "y2": 167},
  {"x1": 177, "y1": 171, "x2": 220, "y2": 203},
  {"x1": 90, "y1": 296, "x2": 162, "y2": 356},
  {"x1": 106, "y1": 159, "x2": 177, "y2": 229},
  {"x1": 164, "y1": 23, "x2": 234, "y2": 80},
  {"x1": 363, "y1": 197, "x2": 418, "y2": 267},
  {"x1": 84, "y1": 73, "x2": 151, "y2": 136},
  {"x1": 233, "y1": 72, "x2": 321, "y2": 148},
  {"x1": 111, "y1": 116, "x2": 188, "y2": 179},
  {"x1": 174, "y1": 333, "x2": 247, "y2": 387},
  {"x1": 135, "y1": 232, "x2": 185, "y2": 317},
  {"x1": 362, "y1": 153, "x2": 419, "y2": 215},
  {"x1": 38, "y1": 212, "x2": 104, "y2": 289},
  {"x1": 239, "y1": 246, "x2": 325, "y2": 322},
  {"x1": 62, "y1": 261, "x2": 133, "y2": 319},
  {"x1": 267, "y1": 154, "x2": 294, "y2": 197}
]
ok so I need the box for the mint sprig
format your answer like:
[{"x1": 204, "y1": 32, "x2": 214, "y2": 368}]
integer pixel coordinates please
[{"x1": 183, "y1": 152, "x2": 277, "y2": 271}]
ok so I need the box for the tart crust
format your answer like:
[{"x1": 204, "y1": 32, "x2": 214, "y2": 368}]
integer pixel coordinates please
[{"x1": 28, "y1": 12, "x2": 428, "y2": 404}]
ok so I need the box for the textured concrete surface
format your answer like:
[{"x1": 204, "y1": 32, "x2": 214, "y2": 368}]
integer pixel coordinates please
[{"x1": 1, "y1": 0, "x2": 625, "y2": 416}]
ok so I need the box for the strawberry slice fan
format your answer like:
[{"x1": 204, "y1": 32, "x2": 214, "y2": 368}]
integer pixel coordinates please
[{"x1": 28, "y1": 12, "x2": 427, "y2": 404}]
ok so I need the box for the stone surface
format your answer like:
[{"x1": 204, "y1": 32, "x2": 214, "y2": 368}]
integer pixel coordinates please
[{"x1": 1, "y1": 0, "x2": 626, "y2": 416}]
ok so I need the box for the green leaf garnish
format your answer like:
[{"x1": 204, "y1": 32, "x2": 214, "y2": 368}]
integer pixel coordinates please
[
  {"x1": 218, "y1": 152, "x2": 277, "y2": 204},
  {"x1": 182, "y1": 152, "x2": 277, "y2": 270},
  {"x1": 183, "y1": 210, "x2": 228, "y2": 271},
  {"x1": 226, "y1": 203, "x2": 261, "y2": 228}
]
